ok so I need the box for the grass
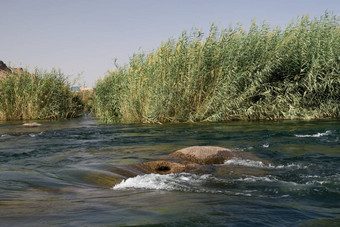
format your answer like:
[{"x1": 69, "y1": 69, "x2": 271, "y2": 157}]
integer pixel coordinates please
[
  {"x1": 0, "y1": 68, "x2": 84, "y2": 120},
  {"x1": 95, "y1": 12, "x2": 340, "y2": 123}
]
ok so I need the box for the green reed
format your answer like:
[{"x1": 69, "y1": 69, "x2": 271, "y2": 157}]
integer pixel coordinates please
[
  {"x1": 0, "y1": 68, "x2": 83, "y2": 120},
  {"x1": 94, "y1": 13, "x2": 340, "y2": 123}
]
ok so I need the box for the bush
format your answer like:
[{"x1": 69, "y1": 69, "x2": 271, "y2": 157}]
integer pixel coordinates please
[
  {"x1": 94, "y1": 13, "x2": 340, "y2": 123},
  {"x1": 0, "y1": 68, "x2": 83, "y2": 120}
]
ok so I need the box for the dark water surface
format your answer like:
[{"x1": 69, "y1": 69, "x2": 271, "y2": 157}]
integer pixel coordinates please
[{"x1": 0, "y1": 118, "x2": 339, "y2": 226}]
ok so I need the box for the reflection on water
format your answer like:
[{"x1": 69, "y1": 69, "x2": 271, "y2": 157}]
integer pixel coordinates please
[{"x1": 0, "y1": 118, "x2": 339, "y2": 226}]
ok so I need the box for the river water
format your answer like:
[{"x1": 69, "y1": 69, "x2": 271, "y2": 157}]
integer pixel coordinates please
[{"x1": 0, "y1": 118, "x2": 339, "y2": 226}]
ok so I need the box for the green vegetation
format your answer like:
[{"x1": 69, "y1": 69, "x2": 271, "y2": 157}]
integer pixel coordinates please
[
  {"x1": 0, "y1": 68, "x2": 84, "y2": 120},
  {"x1": 96, "y1": 13, "x2": 340, "y2": 123},
  {"x1": 76, "y1": 89, "x2": 94, "y2": 112}
]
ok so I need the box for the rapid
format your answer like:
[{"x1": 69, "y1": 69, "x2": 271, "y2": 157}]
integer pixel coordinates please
[{"x1": 0, "y1": 118, "x2": 339, "y2": 226}]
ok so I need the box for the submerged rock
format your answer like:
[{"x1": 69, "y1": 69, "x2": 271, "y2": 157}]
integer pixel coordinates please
[
  {"x1": 89, "y1": 146, "x2": 268, "y2": 187},
  {"x1": 120, "y1": 146, "x2": 264, "y2": 175},
  {"x1": 83, "y1": 171, "x2": 123, "y2": 187},
  {"x1": 215, "y1": 165, "x2": 269, "y2": 178},
  {"x1": 22, "y1": 122, "x2": 42, "y2": 127}
]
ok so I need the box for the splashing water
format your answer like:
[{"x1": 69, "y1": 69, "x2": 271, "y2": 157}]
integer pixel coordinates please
[
  {"x1": 295, "y1": 130, "x2": 333, "y2": 138},
  {"x1": 113, "y1": 173, "x2": 213, "y2": 192},
  {"x1": 223, "y1": 158, "x2": 308, "y2": 169}
]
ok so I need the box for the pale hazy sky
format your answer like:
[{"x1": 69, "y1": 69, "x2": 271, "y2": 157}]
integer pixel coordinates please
[{"x1": 1, "y1": 0, "x2": 339, "y2": 87}]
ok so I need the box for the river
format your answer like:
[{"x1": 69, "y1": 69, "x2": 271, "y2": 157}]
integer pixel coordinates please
[{"x1": 0, "y1": 118, "x2": 339, "y2": 226}]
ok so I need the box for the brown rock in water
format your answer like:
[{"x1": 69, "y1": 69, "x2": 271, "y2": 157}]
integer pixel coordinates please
[
  {"x1": 22, "y1": 122, "x2": 42, "y2": 127},
  {"x1": 171, "y1": 146, "x2": 264, "y2": 165},
  {"x1": 90, "y1": 146, "x2": 269, "y2": 187},
  {"x1": 139, "y1": 160, "x2": 200, "y2": 174},
  {"x1": 171, "y1": 146, "x2": 236, "y2": 164}
]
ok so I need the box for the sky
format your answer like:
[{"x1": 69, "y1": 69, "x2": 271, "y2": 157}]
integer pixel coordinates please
[{"x1": 1, "y1": 0, "x2": 339, "y2": 87}]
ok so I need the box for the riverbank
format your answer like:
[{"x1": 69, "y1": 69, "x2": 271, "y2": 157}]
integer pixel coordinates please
[{"x1": 94, "y1": 13, "x2": 340, "y2": 123}]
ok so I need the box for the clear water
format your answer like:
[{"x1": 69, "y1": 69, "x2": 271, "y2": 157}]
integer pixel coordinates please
[{"x1": 0, "y1": 118, "x2": 339, "y2": 226}]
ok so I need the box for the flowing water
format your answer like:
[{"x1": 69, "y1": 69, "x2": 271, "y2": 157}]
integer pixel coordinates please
[{"x1": 0, "y1": 118, "x2": 339, "y2": 226}]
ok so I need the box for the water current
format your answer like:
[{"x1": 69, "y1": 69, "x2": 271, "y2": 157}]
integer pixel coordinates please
[{"x1": 0, "y1": 118, "x2": 339, "y2": 226}]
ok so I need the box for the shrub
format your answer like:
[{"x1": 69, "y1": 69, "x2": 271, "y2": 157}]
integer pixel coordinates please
[
  {"x1": 0, "y1": 68, "x2": 83, "y2": 120},
  {"x1": 94, "y1": 13, "x2": 340, "y2": 123}
]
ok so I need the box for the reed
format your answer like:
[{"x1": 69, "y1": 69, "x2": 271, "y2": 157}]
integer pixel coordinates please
[
  {"x1": 94, "y1": 13, "x2": 340, "y2": 123},
  {"x1": 0, "y1": 68, "x2": 83, "y2": 120}
]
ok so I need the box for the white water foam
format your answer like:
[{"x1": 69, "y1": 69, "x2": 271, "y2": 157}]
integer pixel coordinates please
[
  {"x1": 302, "y1": 173, "x2": 340, "y2": 186},
  {"x1": 295, "y1": 130, "x2": 332, "y2": 138},
  {"x1": 112, "y1": 172, "x2": 323, "y2": 199},
  {"x1": 234, "y1": 146, "x2": 254, "y2": 152},
  {"x1": 112, "y1": 172, "x2": 277, "y2": 196},
  {"x1": 223, "y1": 158, "x2": 308, "y2": 170},
  {"x1": 262, "y1": 144, "x2": 270, "y2": 148},
  {"x1": 0, "y1": 134, "x2": 13, "y2": 139},
  {"x1": 113, "y1": 173, "x2": 213, "y2": 192},
  {"x1": 236, "y1": 175, "x2": 278, "y2": 183},
  {"x1": 224, "y1": 159, "x2": 267, "y2": 168},
  {"x1": 29, "y1": 131, "x2": 44, "y2": 138}
]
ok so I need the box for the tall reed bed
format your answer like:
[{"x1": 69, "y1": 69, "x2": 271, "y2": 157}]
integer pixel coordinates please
[
  {"x1": 95, "y1": 13, "x2": 340, "y2": 123},
  {"x1": 0, "y1": 69, "x2": 83, "y2": 120}
]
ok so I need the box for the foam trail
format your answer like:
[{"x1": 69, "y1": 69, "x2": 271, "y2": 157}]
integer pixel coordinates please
[
  {"x1": 223, "y1": 158, "x2": 308, "y2": 169},
  {"x1": 29, "y1": 131, "x2": 44, "y2": 138},
  {"x1": 111, "y1": 171, "x2": 330, "y2": 199},
  {"x1": 236, "y1": 176, "x2": 278, "y2": 183},
  {"x1": 295, "y1": 130, "x2": 332, "y2": 138},
  {"x1": 224, "y1": 159, "x2": 266, "y2": 168}
]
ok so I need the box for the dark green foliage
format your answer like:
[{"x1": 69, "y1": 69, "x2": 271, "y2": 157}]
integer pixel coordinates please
[{"x1": 94, "y1": 13, "x2": 340, "y2": 123}]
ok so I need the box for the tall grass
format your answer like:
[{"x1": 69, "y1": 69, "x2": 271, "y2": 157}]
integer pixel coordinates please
[
  {"x1": 0, "y1": 68, "x2": 83, "y2": 120},
  {"x1": 95, "y1": 13, "x2": 340, "y2": 123}
]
